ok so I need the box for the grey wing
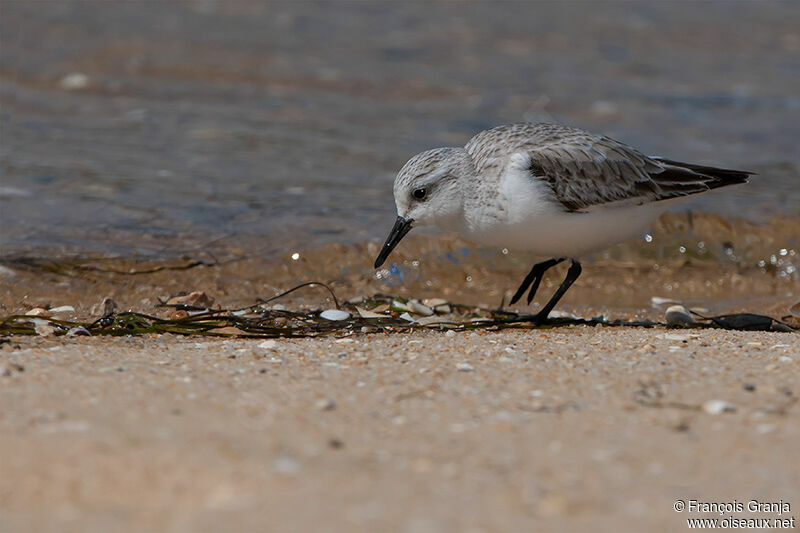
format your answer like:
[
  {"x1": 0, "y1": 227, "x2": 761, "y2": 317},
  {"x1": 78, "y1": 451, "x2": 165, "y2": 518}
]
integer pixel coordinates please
[{"x1": 526, "y1": 135, "x2": 752, "y2": 212}]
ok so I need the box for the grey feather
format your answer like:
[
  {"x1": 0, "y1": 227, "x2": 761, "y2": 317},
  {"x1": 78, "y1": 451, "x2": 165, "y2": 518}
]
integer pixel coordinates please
[{"x1": 464, "y1": 123, "x2": 753, "y2": 212}]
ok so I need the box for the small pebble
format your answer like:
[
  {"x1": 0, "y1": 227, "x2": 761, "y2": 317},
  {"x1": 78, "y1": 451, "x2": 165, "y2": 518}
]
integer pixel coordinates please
[
  {"x1": 660, "y1": 333, "x2": 690, "y2": 341},
  {"x1": 59, "y1": 72, "x2": 89, "y2": 90},
  {"x1": 319, "y1": 309, "x2": 350, "y2": 321},
  {"x1": 315, "y1": 398, "x2": 336, "y2": 411},
  {"x1": 170, "y1": 310, "x2": 189, "y2": 320},
  {"x1": 703, "y1": 400, "x2": 737, "y2": 415},
  {"x1": 25, "y1": 308, "x2": 51, "y2": 318},
  {"x1": 549, "y1": 310, "x2": 578, "y2": 319},
  {"x1": 271, "y1": 456, "x2": 300, "y2": 475},
  {"x1": 444, "y1": 330, "x2": 456, "y2": 338},
  {"x1": 665, "y1": 305, "x2": 694, "y2": 326},
  {"x1": 33, "y1": 320, "x2": 57, "y2": 337},
  {"x1": 456, "y1": 363, "x2": 475, "y2": 372},
  {"x1": 166, "y1": 291, "x2": 214, "y2": 309},
  {"x1": 92, "y1": 297, "x2": 117, "y2": 318},
  {"x1": 259, "y1": 340, "x2": 279, "y2": 350}
]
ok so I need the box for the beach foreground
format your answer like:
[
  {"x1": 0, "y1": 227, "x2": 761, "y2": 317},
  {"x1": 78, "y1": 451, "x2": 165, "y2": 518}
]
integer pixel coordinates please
[
  {"x1": 1, "y1": 327, "x2": 798, "y2": 532},
  {"x1": 1, "y1": 212, "x2": 798, "y2": 531}
]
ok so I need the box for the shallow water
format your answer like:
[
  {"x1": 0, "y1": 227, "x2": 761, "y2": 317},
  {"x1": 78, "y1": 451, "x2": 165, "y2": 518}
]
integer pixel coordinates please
[{"x1": 1, "y1": 1, "x2": 799, "y2": 262}]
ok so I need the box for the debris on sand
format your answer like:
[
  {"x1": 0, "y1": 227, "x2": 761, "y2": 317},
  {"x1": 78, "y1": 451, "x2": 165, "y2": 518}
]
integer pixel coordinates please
[
  {"x1": 0, "y1": 282, "x2": 795, "y2": 339},
  {"x1": 319, "y1": 310, "x2": 350, "y2": 321},
  {"x1": 703, "y1": 400, "x2": 737, "y2": 415},
  {"x1": 665, "y1": 305, "x2": 694, "y2": 327},
  {"x1": 166, "y1": 291, "x2": 216, "y2": 309}
]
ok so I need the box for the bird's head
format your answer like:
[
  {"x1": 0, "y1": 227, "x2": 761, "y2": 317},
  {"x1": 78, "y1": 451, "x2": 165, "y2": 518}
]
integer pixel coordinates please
[{"x1": 374, "y1": 147, "x2": 472, "y2": 268}]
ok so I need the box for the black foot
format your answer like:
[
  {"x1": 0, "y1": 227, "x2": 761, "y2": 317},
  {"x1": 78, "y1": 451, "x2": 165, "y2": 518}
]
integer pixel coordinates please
[
  {"x1": 506, "y1": 259, "x2": 583, "y2": 325},
  {"x1": 509, "y1": 258, "x2": 564, "y2": 306},
  {"x1": 528, "y1": 311, "x2": 550, "y2": 326}
]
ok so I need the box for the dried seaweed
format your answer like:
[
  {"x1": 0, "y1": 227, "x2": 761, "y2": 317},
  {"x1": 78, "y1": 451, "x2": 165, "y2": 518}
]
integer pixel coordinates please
[{"x1": 0, "y1": 281, "x2": 796, "y2": 338}]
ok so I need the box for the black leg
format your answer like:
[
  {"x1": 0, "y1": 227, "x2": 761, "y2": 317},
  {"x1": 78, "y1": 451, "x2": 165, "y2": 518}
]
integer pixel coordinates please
[
  {"x1": 530, "y1": 259, "x2": 582, "y2": 324},
  {"x1": 509, "y1": 258, "x2": 564, "y2": 306}
]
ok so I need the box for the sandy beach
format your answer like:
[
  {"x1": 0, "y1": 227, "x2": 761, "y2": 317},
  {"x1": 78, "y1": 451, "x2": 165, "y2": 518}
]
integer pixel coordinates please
[
  {"x1": 2, "y1": 327, "x2": 798, "y2": 532},
  {"x1": 2, "y1": 2, "x2": 800, "y2": 530},
  {"x1": 2, "y1": 212, "x2": 799, "y2": 531}
]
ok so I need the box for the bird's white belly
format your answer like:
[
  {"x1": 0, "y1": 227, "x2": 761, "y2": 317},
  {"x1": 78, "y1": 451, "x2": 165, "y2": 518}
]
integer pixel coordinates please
[
  {"x1": 475, "y1": 202, "x2": 671, "y2": 257},
  {"x1": 461, "y1": 166, "x2": 681, "y2": 258}
]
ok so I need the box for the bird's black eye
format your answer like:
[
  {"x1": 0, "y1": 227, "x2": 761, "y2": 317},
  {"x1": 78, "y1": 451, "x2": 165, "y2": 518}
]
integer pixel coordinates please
[{"x1": 412, "y1": 187, "x2": 427, "y2": 200}]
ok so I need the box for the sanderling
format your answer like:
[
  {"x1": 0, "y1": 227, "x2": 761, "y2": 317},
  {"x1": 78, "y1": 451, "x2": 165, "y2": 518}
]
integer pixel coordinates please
[{"x1": 374, "y1": 122, "x2": 752, "y2": 323}]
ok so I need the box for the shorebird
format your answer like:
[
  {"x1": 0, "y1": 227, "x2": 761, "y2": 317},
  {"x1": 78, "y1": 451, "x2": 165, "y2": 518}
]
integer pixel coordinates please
[{"x1": 374, "y1": 123, "x2": 751, "y2": 323}]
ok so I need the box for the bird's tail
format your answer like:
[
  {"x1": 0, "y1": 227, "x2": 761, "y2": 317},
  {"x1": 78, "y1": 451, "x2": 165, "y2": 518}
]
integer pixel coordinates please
[{"x1": 652, "y1": 157, "x2": 754, "y2": 190}]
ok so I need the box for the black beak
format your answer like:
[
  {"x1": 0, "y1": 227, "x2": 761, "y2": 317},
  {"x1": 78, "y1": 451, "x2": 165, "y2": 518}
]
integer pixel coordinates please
[{"x1": 374, "y1": 216, "x2": 413, "y2": 268}]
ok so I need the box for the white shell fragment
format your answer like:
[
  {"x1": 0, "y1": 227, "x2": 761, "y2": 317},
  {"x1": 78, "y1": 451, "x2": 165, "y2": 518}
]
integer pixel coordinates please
[
  {"x1": 703, "y1": 400, "x2": 737, "y2": 415},
  {"x1": 49, "y1": 305, "x2": 75, "y2": 314},
  {"x1": 258, "y1": 340, "x2": 279, "y2": 350},
  {"x1": 391, "y1": 300, "x2": 413, "y2": 313},
  {"x1": 422, "y1": 299, "x2": 452, "y2": 314},
  {"x1": 66, "y1": 326, "x2": 91, "y2": 337},
  {"x1": 319, "y1": 309, "x2": 350, "y2": 321},
  {"x1": 408, "y1": 299, "x2": 434, "y2": 316},
  {"x1": 356, "y1": 307, "x2": 387, "y2": 319},
  {"x1": 651, "y1": 296, "x2": 679, "y2": 306},
  {"x1": 456, "y1": 363, "x2": 475, "y2": 372},
  {"x1": 665, "y1": 305, "x2": 694, "y2": 327},
  {"x1": 398, "y1": 312, "x2": 415, "y2": 322},
  {"x1": 415, "y1": 316, "x2": 448, "y2": 326}
]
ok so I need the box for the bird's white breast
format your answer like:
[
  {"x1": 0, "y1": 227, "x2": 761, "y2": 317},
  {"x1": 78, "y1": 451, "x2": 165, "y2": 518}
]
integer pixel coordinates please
[{"x1": 460, "y1": 155, "x2": 679, "y2": 258}]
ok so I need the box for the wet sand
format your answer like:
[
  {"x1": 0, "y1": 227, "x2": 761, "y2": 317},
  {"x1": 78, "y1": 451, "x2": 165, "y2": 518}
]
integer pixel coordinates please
[{"x1": 1, "y1": 328, "x2": 798, "y2": 532}]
